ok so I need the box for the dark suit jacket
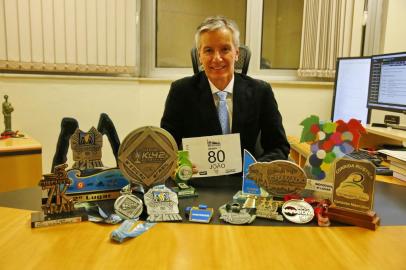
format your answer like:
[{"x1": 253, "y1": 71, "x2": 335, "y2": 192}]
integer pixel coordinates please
[{"x1": 161, "y1": 72, "x2": 290, "y2": 161}]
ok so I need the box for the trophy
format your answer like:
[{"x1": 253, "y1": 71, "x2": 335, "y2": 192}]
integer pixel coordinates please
[
  {"x1": 31, "y1": 164, "x2": 87, "y2": 228},
  {"x1": 1, "y1": 95, "x2": 23, "y2": 138},
  {"x1": 70, "y1": 127, "x2": 104, "y2": 170},
  {"x1": 172, "y1": 150, "x2": 197, "y2": 198},
  {"x1": 327, "y1": 158, "x2": 380, "y2": 230},
  {"x1": 51, "y1": 115, "x2": 129, "y2": 202}
]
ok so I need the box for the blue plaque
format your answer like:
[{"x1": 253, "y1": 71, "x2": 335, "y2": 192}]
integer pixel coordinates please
[
  {"x1": 66, "y1": 168, "x2": 129, "y2": 194},
  {"x1": 189, "y1": 206, "x2": 213, "y2": 223},
  {"x1": 242, "y1": 149, "x2": 260, "y2": 195}
]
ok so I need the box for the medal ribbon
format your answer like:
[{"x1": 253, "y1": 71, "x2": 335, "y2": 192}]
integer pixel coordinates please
[{"x1": 111, "y1": 220, "x2": 156, "y2": 243}]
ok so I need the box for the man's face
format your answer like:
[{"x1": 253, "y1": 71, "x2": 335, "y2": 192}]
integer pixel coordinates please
[{"x1": 198, "y1": 28, "x2": 239, "y2": 90}]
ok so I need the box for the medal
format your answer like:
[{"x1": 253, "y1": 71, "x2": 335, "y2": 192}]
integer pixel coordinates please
[
  {"x1": 70, "y1": 127, "x2": 104, "y2": 170},
  {"x1": 218, "y1": 202, "x2": 256, "y2": 225},
  {"x1": 114, "y1": 185, "x2": 143, "y2": 220},
  {"x1": 118, "y1": 126, "x2": 178, "y2": 187},
  {"x1": 256, "y1": 196, "x2": 284, "y2": 221},
  {"x1": 281, "y1": 199, "x2": 314, "y2": 224},
  {"x1": 144, "y1": 185, "x2": 182, "y2": 222}
]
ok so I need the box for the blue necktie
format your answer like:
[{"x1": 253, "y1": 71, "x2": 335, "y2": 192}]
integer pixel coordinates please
[{"x1": 216, "y1": 91, "x2": 230, "y2": 134}]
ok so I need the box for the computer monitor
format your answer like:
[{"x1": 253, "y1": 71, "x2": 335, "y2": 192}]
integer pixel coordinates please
[
  {"x1": 367, "y1": 52, "x2": 406, "y2": 113},
  {"x1": 331, "y1": 57, "x2": 371, "y2": 125}
]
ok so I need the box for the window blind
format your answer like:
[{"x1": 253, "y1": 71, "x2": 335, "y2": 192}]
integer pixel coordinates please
[
  {"x1": 298, "y1": 0, "x2": 364, "y2": 78},
  {"x1": 0, "y1": 0, "x2": 138, "y2": 74}
]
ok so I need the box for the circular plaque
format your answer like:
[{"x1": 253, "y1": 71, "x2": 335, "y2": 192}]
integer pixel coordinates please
[
  {"x1": 281, "y1": 199, "x2": 314, "y2": 224},
  {"x1": 247, "y1": 160, "x2": 307, "y2": 196},
  {"x1": 118, "y1": 126, "x2": 178, "y2": 187}
]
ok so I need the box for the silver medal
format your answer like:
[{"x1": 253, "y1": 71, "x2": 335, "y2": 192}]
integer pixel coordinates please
[
  {"x1": 281, "y1": 199, "x2": 314, "y2": 224},
  {"x1": 144, "y1": 185, "x2": 182, "y2": 222},
  {"x1": 114, "y1": 192, "x2": 143, "y2": 220}
]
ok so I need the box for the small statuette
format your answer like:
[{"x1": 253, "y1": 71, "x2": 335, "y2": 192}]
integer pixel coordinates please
[
  {"x1": 144, "y1": 185, "x2": 182, "y2": 222},
  {"x1": 281, "y1": 199, "x2": 314, "y2": 224},
  {"x1": 219, "y1": 202, "x2": 256, "y2": 225},
  {"x1": 118, "y1": 126, "x2": 178, "y2": 187},
  {"x1": 1, "y1": 95, "x2": 23, "y2": 138},
  {"x1": 2, "y1": 94, "x2": 13, "y2": 133},
  {"x1": 114, "y1": 185, "x2": 143, "y2": 220}
]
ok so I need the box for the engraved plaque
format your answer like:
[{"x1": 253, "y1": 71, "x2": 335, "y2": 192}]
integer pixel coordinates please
[
  {"x1": 118, "y1": 126, "x2": 178, "y2": 187},
  {"x1": 247, "y1": 160, "x2": 307, "y2": 196},
  {"x1": 70, "y1": 127, "x2": 104, "y2": 170},
  {"x1": 333, "y1": 158, "x2": 375, "y2": 213}
]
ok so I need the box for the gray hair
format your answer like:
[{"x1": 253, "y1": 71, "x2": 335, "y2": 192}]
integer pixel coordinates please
[{"x1": 194, "y1": 16, "x2": 240, "y2": 49}]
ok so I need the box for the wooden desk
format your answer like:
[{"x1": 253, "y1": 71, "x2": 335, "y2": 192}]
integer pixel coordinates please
[
  {"x1": 0, "y1": 206, "x2": 405, "y2": 270},
  {"x1": 0, "y1": 135, "x2": 42, "y2": 192},
  {"x1": 288, "y1": 126, "x2": 406, "y2": 187}
]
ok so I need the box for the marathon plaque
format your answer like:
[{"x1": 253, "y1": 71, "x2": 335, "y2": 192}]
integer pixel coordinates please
[
  {"x1": 70, "y1": 127, "x2": 104, "y2": 170},
  {"x1": 247, "y1": 160, "x2": 307, "y2": 196},
  {"x1": 327, "y1": 158, "x2": 380, "y2": 230},
  {"x1": 118, "y1": 126, "x2": 178, "y2": 188},
  {"x1": 31, "y1": 164, "x2": 87, "y2": 228}
]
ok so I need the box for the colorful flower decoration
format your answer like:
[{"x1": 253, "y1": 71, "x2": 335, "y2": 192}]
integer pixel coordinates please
[{"x1": 300, "y1": 115, "x2": 366, "y2": 180}]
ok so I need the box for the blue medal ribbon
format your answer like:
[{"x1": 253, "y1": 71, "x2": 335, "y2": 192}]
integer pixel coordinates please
[{"x1": 111, "y1": 220, "x2": 156, "y2": 243}]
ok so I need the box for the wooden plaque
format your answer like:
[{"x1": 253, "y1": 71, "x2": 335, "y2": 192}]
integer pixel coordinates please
[
  {"x1": 247, "y1": 160, "x2": 307, "y2": 196},
  {"x1": 332, "y1": 158, "x2": 375, "y2": 213}
]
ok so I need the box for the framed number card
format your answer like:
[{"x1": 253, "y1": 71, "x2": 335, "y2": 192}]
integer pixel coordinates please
[{"x1": 182, "y1": 134, "x2": 242, "y2": 177}]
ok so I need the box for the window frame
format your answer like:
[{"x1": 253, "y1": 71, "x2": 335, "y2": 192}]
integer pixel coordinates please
[{"x1": 140, "y1": 0, "x2": 299, "y2": 80}]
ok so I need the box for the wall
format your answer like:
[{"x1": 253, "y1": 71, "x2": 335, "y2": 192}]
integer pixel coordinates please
[{"x1": 0, "y1": 74, "x2": 332, "y2": 173}]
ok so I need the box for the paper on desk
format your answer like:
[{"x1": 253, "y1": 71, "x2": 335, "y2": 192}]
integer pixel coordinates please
[
  {"x1": 378, "y1": 149, "x2": 406, "y2": 162},
  {"x1": 182, "y1": 134, "x2": 242, "y2": 177}
]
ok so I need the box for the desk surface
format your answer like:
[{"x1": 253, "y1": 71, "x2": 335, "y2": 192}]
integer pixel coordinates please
[
  {"x1": 0, "y1": 207, "x2": 405, "y2": 270},
  {"x1": 0, "y1": 177, "x2": 406, "y2": 270}
]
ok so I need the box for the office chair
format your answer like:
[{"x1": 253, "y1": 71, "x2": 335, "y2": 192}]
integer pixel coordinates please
[{"x1": 191, "y1": 45, "x2": 251, "y2": 75}]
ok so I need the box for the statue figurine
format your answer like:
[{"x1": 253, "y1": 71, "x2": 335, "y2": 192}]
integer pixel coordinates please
[{"x1": 2, "y1": 95, "x2": 14, "y2": 135}]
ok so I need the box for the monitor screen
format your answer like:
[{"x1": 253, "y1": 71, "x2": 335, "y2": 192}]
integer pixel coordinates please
[
  {"x1": 367, "y1": 52, "x2": 406, "y2": 113},
  {"x1": 331, "y1": 57, "x2": 371, "y2": 124}
]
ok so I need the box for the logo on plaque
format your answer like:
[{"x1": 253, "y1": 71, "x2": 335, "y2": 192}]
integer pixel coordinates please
[
  {"x1": 118, "y1": 126, "x2": 178, "y2": 187},
  {"x1": 247, "y1": 160, "x2": 307, "y2": 196},
  {"x1": 332, "y1": 158, "x2": 375, "y2": 212}
]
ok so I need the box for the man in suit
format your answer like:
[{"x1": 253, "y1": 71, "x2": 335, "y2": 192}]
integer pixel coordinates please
[{"x1": 161, "y1": 16, "x2": 290, "y2": 162}]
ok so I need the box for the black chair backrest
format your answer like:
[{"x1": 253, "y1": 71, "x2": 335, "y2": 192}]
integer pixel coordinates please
[{"x1": 191, "y1": 45, "x2": 251, "y2": 75}]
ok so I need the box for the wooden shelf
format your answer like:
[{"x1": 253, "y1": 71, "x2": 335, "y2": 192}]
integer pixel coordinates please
[{"x1": 288, "y1": 134, "x2": 406, "y2": 187}]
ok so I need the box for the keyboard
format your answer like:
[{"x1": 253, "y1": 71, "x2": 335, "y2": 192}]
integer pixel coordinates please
[
  {"x1": 346, "y1": 150, "x2": 381, "y2": 165},
  {"x1": 345, "y1": 150, "x2": 393, "y2": 176}
]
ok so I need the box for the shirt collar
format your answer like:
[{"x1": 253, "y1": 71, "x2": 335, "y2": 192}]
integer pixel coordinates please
[{"x1": 209, "y1": 75, "x2": 235, "y2": 95}]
